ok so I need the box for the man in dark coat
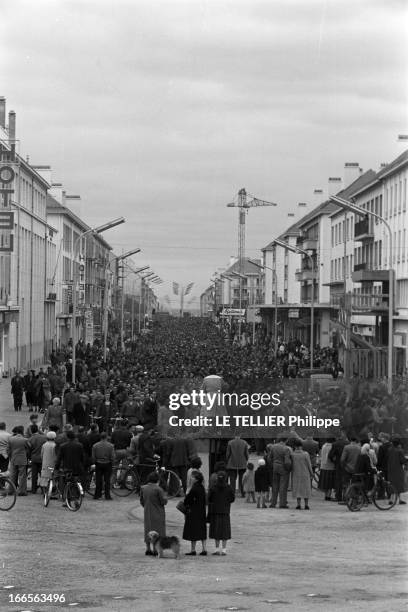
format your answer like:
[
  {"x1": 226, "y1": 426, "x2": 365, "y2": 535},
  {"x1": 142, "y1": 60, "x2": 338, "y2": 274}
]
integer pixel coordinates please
[
  {"x1": 11, "y1": 372, "x2": 25, "y2": 412},
  {"x1": 28, "y1": 424, "x2": 47, "y2": 493},
  {"x1": 329, "y1": 430, "x2": 349, "y2": 503},
  {"x1": 167, "y1": 435, "x2": 193, "y2": 493},
  {"x1": 55, "y1": 430, "x2": 85, "y2": 496}
]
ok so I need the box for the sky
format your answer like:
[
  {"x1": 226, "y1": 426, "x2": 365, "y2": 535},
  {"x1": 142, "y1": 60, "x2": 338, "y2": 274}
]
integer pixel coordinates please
[{"x1": 1, "y1": 0, "x2": 407, "y2": 308}]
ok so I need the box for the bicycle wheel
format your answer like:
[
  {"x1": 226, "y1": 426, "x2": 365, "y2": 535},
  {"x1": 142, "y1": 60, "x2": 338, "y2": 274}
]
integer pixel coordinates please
[
  {"x1": 372, "y1": 480, "x2": 398, "y2": 510},
  {"x1": 345, "y1": 484, "x2": 364, "y2": 512},
  {"x1": 0, "y1": 477, "x2": 17, "y2": 511},
  {"x1": 111, "y1": 467, "x2": 138, "y2": 497},
  {"x1": 159, "y1": 469, "x2": 182, "y2": 498},
  {"x1": 44, "y1": 479, "x2": 53, "y2": 508},
  {"x1": 65, "y1": 482, "x2": 83, "y2": 512},
  {"x1": 84, "y1": 469, "x2": 96, "y2": 497}
]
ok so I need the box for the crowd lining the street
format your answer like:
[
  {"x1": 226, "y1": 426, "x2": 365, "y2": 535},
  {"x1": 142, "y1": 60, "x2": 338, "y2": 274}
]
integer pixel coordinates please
[{"x1": 1, "y1": 318, "x2": 407, "y2": 556}]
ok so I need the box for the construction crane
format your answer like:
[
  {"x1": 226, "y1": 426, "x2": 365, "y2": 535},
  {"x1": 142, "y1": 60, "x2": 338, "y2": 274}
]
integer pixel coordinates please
[
  {"x1": 227, "y1": 188, "x2": 277, "y2": 271},
  {"x1": 226, "y1": 188, "x2": 276, "y2": 339}
]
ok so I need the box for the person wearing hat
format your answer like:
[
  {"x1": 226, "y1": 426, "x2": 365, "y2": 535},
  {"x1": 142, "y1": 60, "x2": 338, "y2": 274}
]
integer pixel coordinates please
[{"x1": 39, "y1": 431, "x2": 57, "y2": 491}]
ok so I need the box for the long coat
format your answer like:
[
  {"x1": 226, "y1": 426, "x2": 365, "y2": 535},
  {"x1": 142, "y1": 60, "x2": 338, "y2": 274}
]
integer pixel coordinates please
[
  {"x1": 140, "y1": 482, "x2": 167, "y2": 542},
  {"x1": 387, "y1": 446, "x2": 407, "y2": 493},
  {"x1": 39, "y1": 441, "x2": 57, "y2": 487},
  {"x1": 183, "y1": 482, "x2": 207, "y2": 542},
  {"x1": 291, "y1": 449, "x2": 313, "y2": 498},
  {"x1": 226, "y1": 438, "x2": 249, "y2": 470},
  {"x1": 208, "y1": 484, "x2": 235, "y2": 541}
]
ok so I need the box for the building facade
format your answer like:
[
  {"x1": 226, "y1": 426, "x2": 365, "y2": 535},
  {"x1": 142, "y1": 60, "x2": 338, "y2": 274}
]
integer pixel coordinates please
[{"x1": 0, "y1": 100, "x2": 57, "y2": 375}]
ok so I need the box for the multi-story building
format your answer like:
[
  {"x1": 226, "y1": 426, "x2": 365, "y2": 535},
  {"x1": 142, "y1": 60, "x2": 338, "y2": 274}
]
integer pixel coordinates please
[
  {"x1": 328, "y1": 151, "x2": 408, "y2": 370},
  {"x1": 46, "y1": 188, "x2": 113, "y2": 348},
  {"x1": 0, "y1": 99, "x2": 57, "y2": 374}
]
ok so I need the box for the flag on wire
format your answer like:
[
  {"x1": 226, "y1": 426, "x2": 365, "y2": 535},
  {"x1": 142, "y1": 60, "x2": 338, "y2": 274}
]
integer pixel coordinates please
[
  {"x1": 184, "y1": 282, "x2": 194, "y2": 295},
  {"x1": 173, "y1": 282, "x2": 179, "y2": 295}
]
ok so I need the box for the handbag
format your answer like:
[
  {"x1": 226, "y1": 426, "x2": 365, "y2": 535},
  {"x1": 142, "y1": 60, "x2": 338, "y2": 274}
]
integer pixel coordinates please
[{"x1": 176, "y1": 500, "x2": 188, "y2": 515}]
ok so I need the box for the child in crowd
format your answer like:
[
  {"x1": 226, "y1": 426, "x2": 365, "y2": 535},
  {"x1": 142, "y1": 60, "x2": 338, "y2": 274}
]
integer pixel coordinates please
[
  {"x1": 242, "y1": 462, "x2": 256, "y2": 503},
  {"x1": 255, "y1": 459, "x2": 269, "y2": 508}
]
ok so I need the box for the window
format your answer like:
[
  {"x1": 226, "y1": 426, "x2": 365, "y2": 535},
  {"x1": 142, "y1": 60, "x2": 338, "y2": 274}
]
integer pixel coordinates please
[
  {"x1": 331, "y1": 226, "x2": 334, "y2": 248},
  {"x1": 63, "y1": 256, "x2": 71, "y2": 281},
  {"x1": 399, "y1": 181, "x2": 402, "y2": 213},
  {"x1": 331, "y1": 260, "x2": 334, "y2": 281},
  {"x1": 403, "y1": 230, "x2": 406, "y2": 262},
  {"x1": 63, "y1": 224, "x2": 72, "y2": 252}
]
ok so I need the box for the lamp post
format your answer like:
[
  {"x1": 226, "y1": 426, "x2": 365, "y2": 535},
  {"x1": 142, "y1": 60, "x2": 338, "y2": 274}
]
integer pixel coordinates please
[
  {"x1": 72, "y1": 217, "x2": 125, "y2": 384},
  {"x1": 118, "y1": 249, "x2": 141, "y2": 351},
  {"x1": 248, "y1": 258, "x2": 278, "y2": 353},
  {"x1": 330, "y1": 195, "x2": 394, "y2": 394},
  {"x1": 273, "y1": 238, "x2": 315, "y2": 372}
]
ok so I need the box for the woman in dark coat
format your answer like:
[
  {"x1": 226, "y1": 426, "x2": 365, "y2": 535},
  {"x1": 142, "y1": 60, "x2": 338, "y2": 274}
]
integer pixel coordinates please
[
  {"x1": 208, "y1": 471, "x2": 235, "y2": 555},
  {"x1": 183, "y1": 470, "x2": 207, "y2": 555}
]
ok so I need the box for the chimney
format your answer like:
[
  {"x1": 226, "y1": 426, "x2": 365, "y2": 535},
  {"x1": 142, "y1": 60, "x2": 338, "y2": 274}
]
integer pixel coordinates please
[
  {"x1": 49, "y1": 183, "x2": 63, "y2": 204},
  {"x1": 8, "y1": 110, "x2": 16, "y2": 140},
  {"x1": 344, "y1": 162, "x2": 360, "y2": 188},
  {"x1": 328, "y1": 177, "x2": 342, "y2": 197},
  {"x1": 64, "y1": 194, "x2": 82, "y2": 218},
  {"x1": 313, "y1": 188, "x2": 324, "y2": 205},
  {"x1": 31, "y1": 165, "x2": 52, "y2": 185},
  {"x1": 0, "y1": 97, "x2": 5, "y2": 128}
]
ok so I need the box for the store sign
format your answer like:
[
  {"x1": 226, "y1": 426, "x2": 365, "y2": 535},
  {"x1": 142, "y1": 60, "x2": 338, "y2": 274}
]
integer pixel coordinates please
[
  {"x1": 0, "y1": 164, "x2": 15, "y2": 252},
  {"x1": 220, "y1": 308, "x2": 246, "y2": 317},
  {"x1": 78, "y1": 255, "x2": 86, "y2": 305}
]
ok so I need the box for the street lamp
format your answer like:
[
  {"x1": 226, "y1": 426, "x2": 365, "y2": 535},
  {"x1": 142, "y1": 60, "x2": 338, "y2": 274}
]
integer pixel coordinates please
[
  {"x1": 72, "y1": 217, "x2": 125, "y2": 384},
  {"x1": 118, "y1": 248, "x2": 141, "y2": 351},
  {"x1": 273, "y1": 238, "x2": 315, "y2": 372},
  {"x1": 330, "y1": 194, "x2": 394, "y2": 394},
  {"x1": 249, "y1": 258, "x2": 279, "y2": 353}
]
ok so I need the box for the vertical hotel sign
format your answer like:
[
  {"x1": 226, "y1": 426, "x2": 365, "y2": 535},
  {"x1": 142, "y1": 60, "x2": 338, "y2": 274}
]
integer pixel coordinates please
[
  {"x1": 0, "y1": 163, "x2": 15, "y2": 252},
  {"x1": 78, "y1": 254, "x2": 86, "y2": 306}
]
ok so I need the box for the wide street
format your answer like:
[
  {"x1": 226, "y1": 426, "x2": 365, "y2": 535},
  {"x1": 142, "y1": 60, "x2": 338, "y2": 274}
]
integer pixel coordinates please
[{"x1": 1, "y1": 378, "x2": 408, "y2": 612}]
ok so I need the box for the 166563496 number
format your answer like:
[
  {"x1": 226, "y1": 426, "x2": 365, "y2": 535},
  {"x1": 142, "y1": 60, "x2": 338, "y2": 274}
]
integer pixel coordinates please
[{"x1": 9, "y1": 593, "x2": 66, "y2": 604}]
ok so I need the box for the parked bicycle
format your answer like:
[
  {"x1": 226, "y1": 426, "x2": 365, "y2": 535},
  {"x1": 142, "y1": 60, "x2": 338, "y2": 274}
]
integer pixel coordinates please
[
  {"x1": 0, "y1": 472, "x2": 17, "y2": 511},
  {"x1": 61, "y1": 470, "x2": 85, "y2": 512},
  {"x1": 43, "y1": 467, "x2": 59, "y2": 508},
  {"x1": 345, "y1": 471, "x2": 398, "y2": 512},
  {"x1": 111, "y1": 454, "x2": 182, "y2": 499}
]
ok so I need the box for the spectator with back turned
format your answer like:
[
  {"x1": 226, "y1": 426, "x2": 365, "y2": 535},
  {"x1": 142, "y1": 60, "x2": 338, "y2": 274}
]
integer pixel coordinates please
[{"x1": 92, "y1": 432, "x2": 115, "y2": 500}]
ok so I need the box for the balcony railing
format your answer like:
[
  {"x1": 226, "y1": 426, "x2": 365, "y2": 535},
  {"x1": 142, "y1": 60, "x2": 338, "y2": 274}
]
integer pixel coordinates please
[
  {"x1": 295, "y1": 267, "x2": 317, "y2": 282},
  {"x1": 330, "y1": 292, "x2": 389, "y2": 311},
  {"x1": 354, "y1": 217, "x2": 373, "y2": 241}
]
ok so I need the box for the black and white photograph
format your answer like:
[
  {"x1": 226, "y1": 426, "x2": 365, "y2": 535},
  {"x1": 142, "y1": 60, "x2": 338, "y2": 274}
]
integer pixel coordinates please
[{"x1": 0, "y1": 1, "x2": 407, "y2": 610}]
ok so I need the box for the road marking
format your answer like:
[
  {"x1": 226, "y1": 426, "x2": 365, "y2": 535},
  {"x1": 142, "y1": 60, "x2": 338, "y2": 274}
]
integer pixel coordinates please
[{"x1": 3, "y1": 585, "x2": 14, "y2": 589}]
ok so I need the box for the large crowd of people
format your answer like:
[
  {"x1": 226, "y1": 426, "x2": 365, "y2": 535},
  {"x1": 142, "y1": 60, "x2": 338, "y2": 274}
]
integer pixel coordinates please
[{"x1": 1, "y1": 317, "x2": 407, "y2": 555}]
